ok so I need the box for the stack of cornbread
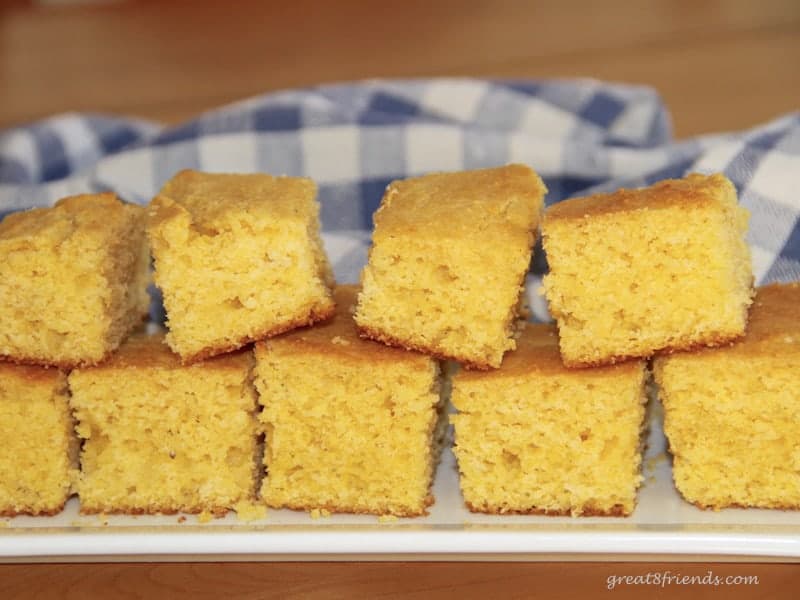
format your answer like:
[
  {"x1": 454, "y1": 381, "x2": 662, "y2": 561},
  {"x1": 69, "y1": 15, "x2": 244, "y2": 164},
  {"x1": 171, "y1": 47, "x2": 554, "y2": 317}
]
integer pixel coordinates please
[{"x1": 0, "y1": 161, "x2": 797, "y2": 519}]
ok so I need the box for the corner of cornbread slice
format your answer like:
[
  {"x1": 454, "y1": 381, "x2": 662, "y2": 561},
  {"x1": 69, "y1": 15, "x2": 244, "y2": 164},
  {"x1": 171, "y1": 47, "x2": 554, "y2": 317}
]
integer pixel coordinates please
[
  {"x1": 355, "y1": 164, "x2": 547, "y2": 369},
  {"x1": 451, "y1": 323, "x2": 647, "y2": 516},
  {"x1": 653, "y1": 282, "x2": 800, "y2": 510},
  {"x1": 542, "y1": 172, "x2": 754, "y2": 368},
  {"x1": 68, "y1": 332, "x2": 259, "y2": 516},
  {"x1": 254, "y1": 285, "x2": 443, "y2": 517},
  {"x1": 0, "y1": 193, "x2": 150, "y2": 367},
  {"x1": 147, "y1": 170, "x2": 335, "y2": 363},
  {"x1": 0, "y1": 363, "x2": 77, "y2": 516}
]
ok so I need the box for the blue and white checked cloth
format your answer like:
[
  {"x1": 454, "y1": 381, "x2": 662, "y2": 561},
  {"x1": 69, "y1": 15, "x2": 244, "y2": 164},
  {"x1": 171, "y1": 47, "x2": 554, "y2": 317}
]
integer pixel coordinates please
[{"x1": 2, "y1": 78, "x2": 798, "y2": 292}]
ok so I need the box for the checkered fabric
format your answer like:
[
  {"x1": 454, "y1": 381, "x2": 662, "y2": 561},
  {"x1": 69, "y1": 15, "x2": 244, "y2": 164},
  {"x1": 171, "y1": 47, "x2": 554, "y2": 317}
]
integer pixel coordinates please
[{"x1": 1, "y1": 78, "x2": 798, "y2": 290}]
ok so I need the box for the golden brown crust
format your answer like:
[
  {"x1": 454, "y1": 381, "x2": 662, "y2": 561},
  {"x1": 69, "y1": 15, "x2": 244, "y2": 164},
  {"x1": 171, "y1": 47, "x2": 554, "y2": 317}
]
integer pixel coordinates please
[
  {"x1": 76, "y1": 331, "x2": 252, "y2": 372},
  {"x1": 464, "y1": 500, "x2": 630, "y2": 517},
  {"x1": 79, "y1": 504, "x2": 232, "y2": 517},
  {"x1": 180, "y1": 300, "x2": 336, "y2": 364},
  {"x1": 1, "y1": 350, "x2": 111, "y2": 371},
  {"x1": 0, "y1": 360, "x2": 65, "y2": 384},
  {"x1": 0, "y1": 501, "x2": 69, "y2": 517},
  {"x1": 456, "y1": 323, "x2": 645, "y2": 380},
  {"x1": 687, "y1": 498, "x2": 800, "y2": 511},
  {"x1": 373, "y1": 164, "x2": 547, "y2": 240},
  {"x1": 561, "y1": 328, "x2": 746, "y2": 369},
  {"x1": 266, "y1": 493, "x2": 435, "y2": 519},
  {"x1": 544, "y1": 172, "x2": 733, "y2": 222},
  {"x1": 152, "y1": 170, "x2": 318, "y2": 232},
  {"x1": 259, "y1": 286, "x2": 434, "y2": 369},
  {"x1": 356, "y1": 323, "x2": 497, "y2": 370}
]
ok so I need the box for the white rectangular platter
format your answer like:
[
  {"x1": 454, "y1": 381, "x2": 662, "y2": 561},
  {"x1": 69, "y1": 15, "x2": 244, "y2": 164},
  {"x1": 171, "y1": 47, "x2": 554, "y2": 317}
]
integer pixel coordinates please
[{"x1": 3, "y1": 398, "x2": 800, "y2": 561}]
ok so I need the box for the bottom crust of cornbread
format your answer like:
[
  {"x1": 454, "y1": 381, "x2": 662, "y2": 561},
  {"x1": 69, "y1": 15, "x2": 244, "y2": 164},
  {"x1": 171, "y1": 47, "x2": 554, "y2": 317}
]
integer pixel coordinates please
[
  {"x1": 79, "y1": 504, "x2": 230, "y2": 517},
  {"x1": 689, "y1": 499, "x2": 800, "y2": 512},
  {"x1": 179, "y1": 301, "x2": 335, "y2": 364},
  {"x1": 0, "y1": 502, "x2": 69, "y2": 518},
  {"x1": 267, "y1": 495, "x2": 435, "y2": 519},
  {"x1": 464, "y1": 502, "x2": 629, "y2": 517},
  {"x1": 561, "y1": 329, "x2": 745, "y2": 369}
]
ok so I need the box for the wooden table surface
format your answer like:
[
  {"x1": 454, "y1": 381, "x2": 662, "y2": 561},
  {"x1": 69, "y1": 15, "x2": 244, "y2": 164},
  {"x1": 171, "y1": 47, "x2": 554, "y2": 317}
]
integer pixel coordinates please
[{"x1": 2, "y1": 0, "x2": 800, "y2": 597}]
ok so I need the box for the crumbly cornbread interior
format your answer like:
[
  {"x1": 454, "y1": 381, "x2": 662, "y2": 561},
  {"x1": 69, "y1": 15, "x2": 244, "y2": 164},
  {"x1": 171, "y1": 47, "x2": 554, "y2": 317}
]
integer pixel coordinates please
[
  {"x1": 654, "y1": 282, "x2": 800, "y2": 509},
  {"x1": 255, "y1": 286, "x2": 443, "y2": 517},
  {"x1": 355, "y1": 164, "x2": 546, "y2": 368},
  {"x1": 147, "y1": 170, "x2": 334, "y2": 362},
  {"x1": 0, "y1": 193, "x2": 150, "y2": 367},
  {"x1": 451, "y1": 323, "x2": 647, "y2": 516},
  {"x1": 68, "y1": 333, "x2": 258, "y2": 515},
  {"x1": 0, "y1": 364, "x2": 77, "y2": 516},
  {"x1": 542, "y1": 173, "x2": 753, "y2": 367}
]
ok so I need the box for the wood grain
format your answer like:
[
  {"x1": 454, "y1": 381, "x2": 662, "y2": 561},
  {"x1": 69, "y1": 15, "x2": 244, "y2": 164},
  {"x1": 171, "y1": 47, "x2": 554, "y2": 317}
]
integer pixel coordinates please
[
  {"x1": 1, "y1": 561, "x2": 799, "y2": 599},
  {"x1": 1, "y1": 0, "x2": 798, "y2": 136},
  {"x1": 2, "y1": 0, "x2": 800, "y2": 596}
]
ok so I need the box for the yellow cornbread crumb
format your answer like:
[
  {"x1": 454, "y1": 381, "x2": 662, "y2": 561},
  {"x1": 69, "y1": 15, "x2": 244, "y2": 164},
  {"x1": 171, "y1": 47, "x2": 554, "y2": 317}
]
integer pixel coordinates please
[
  {"x1": 654, "y1": 282, "x2": 800, "y2": 510},
  {"x1": 234, "y1": 500, "x2": 267, "y2": 522},
  {"x1": 255, "y1": 286, "x2": 444, "y2": 517},
  {"x1": 0, "y1": 363, "x2": 77, "y2": 516},
  {"x1": 147, "y1": 170, "x2": 335, "y2": 363},
  {"x1": 452, "y1": 323, "x2": 647, "y2": 516},
  {"x1": 0, "y1": 193, "x2": 150, "y2": 367},
  {"x1": 378, "y1": 514, "x2": 399, "y2": 523},
  {"x1": 69, "y1": 333, "x2": 259, "y2": 516},
  {"x1": 355, "y1": 164, "x2": 546, "y2": 369},
  {"x1": 542, "y1": 173, "x2": 753, "y2": 367},
  {"x1": 197, "y1": 511, "x2": 214, "y2": 524}
]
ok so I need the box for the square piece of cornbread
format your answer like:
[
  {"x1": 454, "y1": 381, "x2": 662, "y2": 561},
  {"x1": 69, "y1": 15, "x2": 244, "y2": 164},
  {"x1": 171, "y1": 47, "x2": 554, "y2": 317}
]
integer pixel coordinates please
[
  {"x1": 0, "y1": 363, "x2": 77, "y2": 516},
  {"x1": 69, "y1": 333, "x2": 258, "y2": 516},
  {"x1": 0, "y1": 193, "x2": 150, "y2": 367},
  {"x1": 355, "y1": 164, "x2": 546, "y2": 369},
  {"x1": 148, "y1": 170, "x2": 335, "y2": 363},
  {"x1": 451, "y1": 323, "x2": 647, "y2": 516},
  {"x1": 254, "y1": 285, "x2": 443, "y2": 517},
  {"x1": 542, "y1": 173, "x2": 753, "y2": 368},
  {"x1": 654, "y1": 282, "x2": 800, "y2": 510}
]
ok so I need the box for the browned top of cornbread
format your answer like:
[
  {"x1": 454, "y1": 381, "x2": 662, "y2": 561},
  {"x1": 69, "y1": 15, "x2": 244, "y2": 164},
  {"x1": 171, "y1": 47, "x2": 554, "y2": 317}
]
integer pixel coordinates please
[
  {"x1": 258, "y1": 285, "x2": 433, "y2": 368},
  {"x1": 659, "y1": 282, "x2": 800, "y2": 361},
  {"x1": 545, "y1": 173, "x2": 734, "y2": 221},
  {"x1": 0, "y1": 193, "x2": 141, "y2": 245},
  {"x1": 0, "y1": 361, "x2": 63, "y2": 386},
  {"x1": 373, "y1": 164, "x2": 546, "y2": 238},
  {"x1": 77, "y1": 332, "x2": 252, "y2": 372},
  {"x1": 456, "y1": 323, "x2": 644, "y2": 382},
  {"x1": 150, "y1": 170, "x2": 317, "y2": 230}
]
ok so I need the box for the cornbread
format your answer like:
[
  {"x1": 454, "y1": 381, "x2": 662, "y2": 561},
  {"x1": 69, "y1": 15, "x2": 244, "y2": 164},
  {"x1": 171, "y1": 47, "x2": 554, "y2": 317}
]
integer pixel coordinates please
[
  {"x1": 0, "y1": 193, "x2": 150, "y2": 367},
  {"x1": 69, "y1": 333, "x2": 258, "y2": 516},
  {"x1": 255, "y1": 285, "x2": 443, "y2": 517},
  {"x1": 653, "y1": 282, "x2": 800, "y2": 510},
  {"x1": 0, "y1": 363, "x2": 77, "y2": 516},
  {"x1": 147, "y1": 170, "x2": 335, "y2": 363},
  {"x1": 451, "y1": 323, "x2": 647, "y2": 516},
  {"x1": 542, "y1": 173, "x2": 753, "y2": 368},
  {"x1": 355, "y1": 164, "x2": 546, "y2": 369}
]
